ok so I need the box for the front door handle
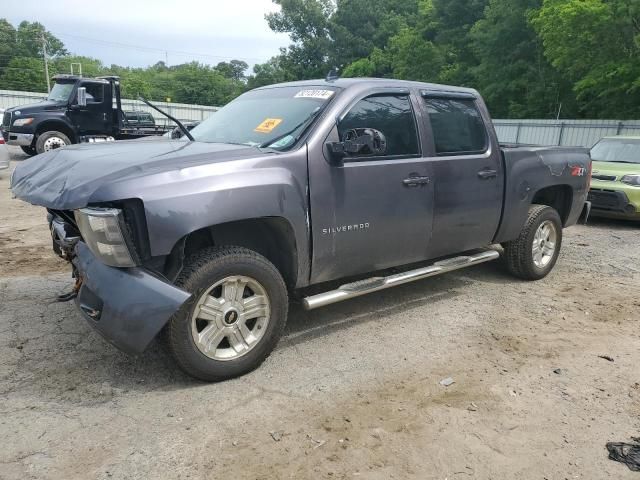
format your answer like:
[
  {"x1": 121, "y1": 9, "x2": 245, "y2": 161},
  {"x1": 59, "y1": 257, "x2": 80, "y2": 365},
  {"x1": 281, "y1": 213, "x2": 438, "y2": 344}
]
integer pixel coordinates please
[
  {"x1": 403, "y1": 175, "x2": 431, "y2": 187},
  {"x1": 477, "y1": 169, "x2": 498, "y2": 179}
]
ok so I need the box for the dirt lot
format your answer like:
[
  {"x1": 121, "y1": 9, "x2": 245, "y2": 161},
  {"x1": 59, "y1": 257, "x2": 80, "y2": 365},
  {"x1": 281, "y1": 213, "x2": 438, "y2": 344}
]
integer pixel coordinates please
[{"x1": 1, "y1": 145, "x2": 639, "y2": 479}]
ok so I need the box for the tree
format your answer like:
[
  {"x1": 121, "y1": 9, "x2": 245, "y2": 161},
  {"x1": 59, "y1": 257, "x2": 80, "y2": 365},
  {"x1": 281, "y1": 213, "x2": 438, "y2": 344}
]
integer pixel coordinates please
[
  {"x1": 15, "y1": 21, "x2": 67, "y2": 58},
  {"x1": 532, "y1": 0, "x2": 640, "y2": 118},
  {"x1": 51, "y1": 55, "x2": 104, "y2": 78},
  {"x1": 0, "y1": 56, "x2": 46, "y2": 91},
  {"x1": 216, "y1": 60, "x2": 249, "y2": 81},
  {"x1": 0, "y1": 19, "x2": 17, "y2": 68},
  {"x1": 247, "y1": 55, "x2": 293, "y2": 88},
  {"x1": 469, "y1": 0, "x2": 577, "y2": 118},
  {"x1": 265, "y1": 0, "x2": 334, "y2": 78},
  {"x1": 329, "y1": 0, "x2": 420, "y2": 68}
]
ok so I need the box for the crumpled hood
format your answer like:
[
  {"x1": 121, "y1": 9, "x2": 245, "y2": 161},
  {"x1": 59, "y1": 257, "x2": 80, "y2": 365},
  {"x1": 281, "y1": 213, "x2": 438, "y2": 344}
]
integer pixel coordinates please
[{"x1": 11, "y1": 139, "x2": 265, "y2": 210}]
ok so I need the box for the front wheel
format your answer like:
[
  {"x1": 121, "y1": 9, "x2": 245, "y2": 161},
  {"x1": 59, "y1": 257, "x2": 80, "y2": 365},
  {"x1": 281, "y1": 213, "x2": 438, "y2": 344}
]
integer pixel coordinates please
[
  {"x1": 503, "y1": 205, "x2": 563, "y2": 280},
  {"x1": 168, "y1": 246, "x2": 288, "y2": 381},
  {"x1": 35, "y1": 131, "x2": 71, "y2": 154}
]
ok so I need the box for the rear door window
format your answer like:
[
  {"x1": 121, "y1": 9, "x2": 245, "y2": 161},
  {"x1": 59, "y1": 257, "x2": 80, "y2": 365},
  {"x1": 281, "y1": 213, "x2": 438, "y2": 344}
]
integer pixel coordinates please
[
  {"x1": 338, "y1": 94, "x2": 420, "y2": 158},
  {"x1": 423, "y1": 97, "x2": 487, "y2": 156}
]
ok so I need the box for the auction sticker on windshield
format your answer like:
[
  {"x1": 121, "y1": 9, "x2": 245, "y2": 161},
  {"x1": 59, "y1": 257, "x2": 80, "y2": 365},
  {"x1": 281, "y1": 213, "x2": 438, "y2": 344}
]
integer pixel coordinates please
[
  {"x1": 254, "y1": 118, "x2": 283, "y2": 133},
  {"x1": 294, "y1": 89, "x2": 334, "y2": 100}
]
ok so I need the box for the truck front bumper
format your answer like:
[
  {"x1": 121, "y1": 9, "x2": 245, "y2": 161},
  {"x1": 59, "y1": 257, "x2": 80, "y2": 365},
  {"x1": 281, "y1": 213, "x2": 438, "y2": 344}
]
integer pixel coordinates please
[
  {"x1": 6, "y1": 132, "x2": 34, "y2": 146},
  {"x1": 72, "y1": 242, "x2": 192, "y2": 354}
]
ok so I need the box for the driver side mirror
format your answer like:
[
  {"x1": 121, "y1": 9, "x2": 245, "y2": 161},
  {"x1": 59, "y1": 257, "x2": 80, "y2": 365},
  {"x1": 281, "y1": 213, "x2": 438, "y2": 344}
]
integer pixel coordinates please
[
  {"x1": 325, "y1": 128, "x2": 387, "y2": 165},
  {"x1": 76, "y1": 87, "x2": 87, "y2": 107}
]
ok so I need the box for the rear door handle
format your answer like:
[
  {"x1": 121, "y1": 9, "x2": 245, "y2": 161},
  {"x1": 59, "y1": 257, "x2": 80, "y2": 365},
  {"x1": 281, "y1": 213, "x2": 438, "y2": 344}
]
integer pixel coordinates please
[
  {"x1": 403, "y1": 175, "x2": 431, "y2": 187},
  {"x1": 477, "y1": 169, "x2": 498, "y2": 179}
]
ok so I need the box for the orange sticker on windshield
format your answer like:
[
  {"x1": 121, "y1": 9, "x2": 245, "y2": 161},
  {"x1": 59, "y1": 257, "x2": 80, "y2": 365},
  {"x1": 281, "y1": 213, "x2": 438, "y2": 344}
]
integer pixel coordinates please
[{"x1": 254, "y1": 118, "x2": 283, "y2": 133}]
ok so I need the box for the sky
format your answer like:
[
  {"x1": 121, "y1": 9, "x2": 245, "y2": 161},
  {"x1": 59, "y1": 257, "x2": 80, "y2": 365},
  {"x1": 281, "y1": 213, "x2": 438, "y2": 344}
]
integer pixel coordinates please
[{"x1": 3, "y1": 0, "x2": 290, "y2": 71}]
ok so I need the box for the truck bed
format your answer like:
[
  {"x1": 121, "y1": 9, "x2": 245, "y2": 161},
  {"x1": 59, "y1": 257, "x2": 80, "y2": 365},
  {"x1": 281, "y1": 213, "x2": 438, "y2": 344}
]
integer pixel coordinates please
[{"x1": 494, "y1": 144, "x2": 591, "y2": 244}]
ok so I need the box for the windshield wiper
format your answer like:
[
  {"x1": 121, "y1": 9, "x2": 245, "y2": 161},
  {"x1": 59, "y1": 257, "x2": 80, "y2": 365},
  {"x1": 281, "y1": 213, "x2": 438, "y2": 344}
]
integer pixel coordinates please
[
  {"x1": 138, "y1": 96, "x2": 195, "y2": 141},
  {"x1": 259, "y1": 107, "x2": 322, "y2": 149}
]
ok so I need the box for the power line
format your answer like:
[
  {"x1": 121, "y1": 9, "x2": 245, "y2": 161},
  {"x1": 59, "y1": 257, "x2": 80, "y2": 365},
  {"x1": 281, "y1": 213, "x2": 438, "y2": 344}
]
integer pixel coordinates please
[{"x1": 51, "y1": 31, "x2": 265, "y2": 64}]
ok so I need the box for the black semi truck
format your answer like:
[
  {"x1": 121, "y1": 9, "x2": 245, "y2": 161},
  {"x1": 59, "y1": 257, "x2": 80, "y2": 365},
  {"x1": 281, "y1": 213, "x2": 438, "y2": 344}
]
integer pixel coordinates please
[{"x1": 1, "y1": 75, "x2": 172, "y2": 155}]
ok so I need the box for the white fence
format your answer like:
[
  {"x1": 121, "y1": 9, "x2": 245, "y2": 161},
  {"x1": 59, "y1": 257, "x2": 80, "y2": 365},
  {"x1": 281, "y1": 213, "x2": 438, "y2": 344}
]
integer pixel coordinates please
[
  {"x1": 0, "y1": 89, "x2": 219, "y2": 124},
  {"x1": 493, "y1": 119, "x2": 640, "y2": 148}
]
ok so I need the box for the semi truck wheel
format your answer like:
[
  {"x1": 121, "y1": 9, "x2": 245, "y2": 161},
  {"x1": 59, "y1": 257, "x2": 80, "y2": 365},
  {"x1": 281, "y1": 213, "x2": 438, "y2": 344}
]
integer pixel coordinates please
[
  {"x1": 35, "y1": 131, "x2": 71, "y2": 154},
  {"x1": 167, "y1": 246, "x2": 288, "y2": 381},
  {"x1": 20, "y1": 146, "x2": 37, "y2": 156},
  {"x1": 503, "y1": 205, "x2": 563, "y2": 280}
]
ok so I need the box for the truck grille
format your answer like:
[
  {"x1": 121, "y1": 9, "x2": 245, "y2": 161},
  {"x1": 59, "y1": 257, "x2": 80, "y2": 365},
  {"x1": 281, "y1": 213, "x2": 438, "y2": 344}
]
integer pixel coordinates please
[{"x1": 1, "y1": 111, "x2": 10, "y2": 129}]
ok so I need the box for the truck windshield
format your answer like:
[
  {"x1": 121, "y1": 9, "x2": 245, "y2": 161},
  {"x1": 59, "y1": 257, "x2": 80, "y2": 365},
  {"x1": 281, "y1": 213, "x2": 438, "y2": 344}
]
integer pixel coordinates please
[
  {"x1": 47, "y1": 83, "x2": 74, "y2": 103},
  {"x1": 591, "y1": 138, "x2": 640, "y2": 164},
  {"x1": 189, "y1": 86, "x2": 338, "y2": 150}
]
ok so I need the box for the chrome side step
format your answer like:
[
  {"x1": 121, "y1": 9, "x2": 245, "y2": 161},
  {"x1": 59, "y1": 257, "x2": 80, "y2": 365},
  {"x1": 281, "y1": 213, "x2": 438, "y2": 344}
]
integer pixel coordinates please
[{"x1": 303, "y1": 249, "x2": 500, "y2": 310}]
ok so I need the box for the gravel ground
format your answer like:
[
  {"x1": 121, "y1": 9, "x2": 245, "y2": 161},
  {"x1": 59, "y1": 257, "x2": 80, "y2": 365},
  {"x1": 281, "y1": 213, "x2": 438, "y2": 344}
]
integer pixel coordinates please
[{"x1": 1, "y1": 145, "x2": 639, "y2": 479}]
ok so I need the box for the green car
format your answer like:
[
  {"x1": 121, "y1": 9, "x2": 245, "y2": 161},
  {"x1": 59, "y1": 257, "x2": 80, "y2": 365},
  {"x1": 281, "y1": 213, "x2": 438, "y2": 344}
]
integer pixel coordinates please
[{"x1": 588, "y1": 136, "x2": 640, "y2": 220}]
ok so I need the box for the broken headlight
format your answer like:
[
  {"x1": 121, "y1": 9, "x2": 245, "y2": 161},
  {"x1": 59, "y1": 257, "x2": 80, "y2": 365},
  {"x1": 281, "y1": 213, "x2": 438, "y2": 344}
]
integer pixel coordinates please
[{"x1": 74, "y1": 207, "x2": 138, "y2": 267}]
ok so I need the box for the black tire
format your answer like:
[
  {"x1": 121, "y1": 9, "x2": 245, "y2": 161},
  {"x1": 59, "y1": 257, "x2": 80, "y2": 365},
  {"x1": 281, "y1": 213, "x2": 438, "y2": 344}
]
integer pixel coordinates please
[
  {"x1": 503, "y1": 205, "x2": 563, "y2": 280},
  {"x1": 35, "y1": 131, "x2": 71, "y2": 154},
  {"x1": 20, "y1": 146, "x2": 37, "y2": 156},
  {"x1": 168, "y1": 246, "x2": 288, "y2": 381}
]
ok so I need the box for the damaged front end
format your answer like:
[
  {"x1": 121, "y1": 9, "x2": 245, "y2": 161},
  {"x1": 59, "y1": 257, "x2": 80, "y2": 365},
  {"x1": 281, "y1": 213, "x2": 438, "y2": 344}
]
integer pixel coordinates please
[{"x1": 46, "y1": 209, "x2": 191, "y2": 354}]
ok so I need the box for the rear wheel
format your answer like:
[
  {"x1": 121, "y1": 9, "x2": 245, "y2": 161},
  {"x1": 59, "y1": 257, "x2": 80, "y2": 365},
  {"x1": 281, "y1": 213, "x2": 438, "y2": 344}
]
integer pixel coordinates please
[
  {"x1": 168, "y1": 246, "x2": 288, "y2": 381},
  {"x1": 504, "y1": 205, "x2": 563, "y2": 280},
  {"x1": 20, "y1": 146, "x2": 37, "y2": 156},
  {"x1": 35, "y1": 131, "x2": 71, "y2": 154}
]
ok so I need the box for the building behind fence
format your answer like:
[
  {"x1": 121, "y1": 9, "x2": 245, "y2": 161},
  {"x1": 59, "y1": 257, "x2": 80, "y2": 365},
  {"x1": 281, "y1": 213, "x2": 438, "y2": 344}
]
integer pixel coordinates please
[{"x1": 2, "y1": 88, "x2": 640, "y2": 148}]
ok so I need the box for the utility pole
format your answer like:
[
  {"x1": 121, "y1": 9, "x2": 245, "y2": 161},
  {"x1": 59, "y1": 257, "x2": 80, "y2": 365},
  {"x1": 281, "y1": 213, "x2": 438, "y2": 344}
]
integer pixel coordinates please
[
  {"x1": 41, "y1": 33, "x2": 51, "y2": 93},
  {"x1": 165, "y1": 51, "x2": 169, "y2": 66}
]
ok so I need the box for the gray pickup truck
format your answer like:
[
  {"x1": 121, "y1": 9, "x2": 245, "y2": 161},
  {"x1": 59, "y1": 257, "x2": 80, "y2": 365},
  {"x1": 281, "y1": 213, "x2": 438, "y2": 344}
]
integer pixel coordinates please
[{"x1": 11, "y1": 78, "x2": 591, "y2": 381}]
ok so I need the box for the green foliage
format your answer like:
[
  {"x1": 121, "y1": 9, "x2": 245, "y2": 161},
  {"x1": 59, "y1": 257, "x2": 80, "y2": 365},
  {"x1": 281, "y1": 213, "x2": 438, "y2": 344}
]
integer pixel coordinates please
[
  {"x1": 532, "y1": 0, "x2": 640, "y2": 118},
  {"x1": 0, "y1": 19, "x2": 17, "y2": 69},
  {"x1": 0, "y1": 56, "x2": 46, "y2": 91},
  {"x1": 0, "y1": 18, "x2": 249, "y2": 107},
  {"x1": 469, "y1": 0, "x2": 576, "y2": 118},
  {"x1": 265, "y1": 0, "x2": 334, "y2": 78},
  {"x1": 342, "y1": 57, "x2": 377, "y2": 78},
  {"x1": 1, "y1": 6, "x2": 639, "y2": 118},
  {"x1": 246, "y1": 56, "x2": 293, "y2": 89},
  {"x1": 253, "y1": 0, "x2": 640, "y2": 118},
  {"x1": 15, "y1": 21, "x2": 68, "y2": 58}
]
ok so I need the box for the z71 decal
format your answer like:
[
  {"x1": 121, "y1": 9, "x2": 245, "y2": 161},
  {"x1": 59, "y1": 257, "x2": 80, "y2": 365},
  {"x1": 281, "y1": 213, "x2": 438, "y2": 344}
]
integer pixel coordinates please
[{"x1": 570, "y1": 165, "x2": 587, "y2": 177}]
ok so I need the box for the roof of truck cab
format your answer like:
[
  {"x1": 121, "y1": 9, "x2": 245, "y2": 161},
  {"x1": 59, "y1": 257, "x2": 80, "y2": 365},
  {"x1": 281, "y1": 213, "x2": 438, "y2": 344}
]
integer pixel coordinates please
[{"x1": 256, "y1": 78, "x2": 479, "y2": 95}]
